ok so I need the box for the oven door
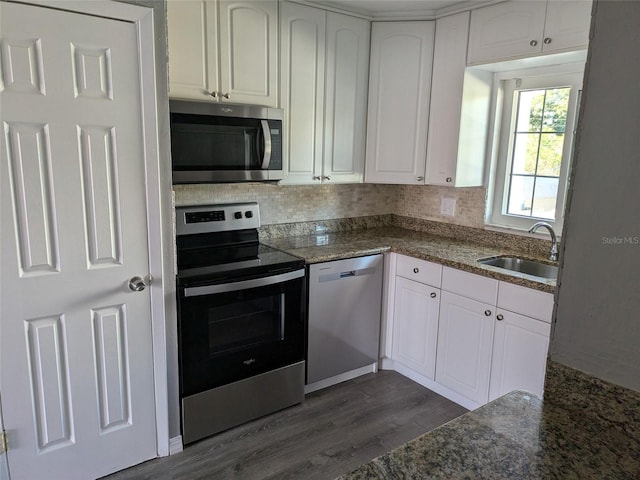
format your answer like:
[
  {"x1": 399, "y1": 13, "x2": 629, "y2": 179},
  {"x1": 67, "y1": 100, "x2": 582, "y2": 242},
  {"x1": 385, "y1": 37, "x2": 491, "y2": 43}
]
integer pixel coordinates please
[{"x1": 177, "y1": 268, "x2": 306, "y2": 398}]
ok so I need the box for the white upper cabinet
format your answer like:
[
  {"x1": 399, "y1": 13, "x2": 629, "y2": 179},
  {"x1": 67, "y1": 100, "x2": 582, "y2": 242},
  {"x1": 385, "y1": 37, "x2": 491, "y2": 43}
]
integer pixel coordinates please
[
  {"x1": 542, "y1": 1, "x2": 592, "y2": 53},
  {"x1": 323, "y1": 12, "x2": 370, "y2": 183},
  {"x1": 168, "y1": 0, "x2": 278, "y2": 106},
  {"x1": 280, "y1": 3, "x2": 369, "y2": 184},
  {"x1": 218, "y1": 1, "x2": 279, "y2": 106},
  {"x1": 467, "y1": 0, "x2": 591, "y2": 65},
  {"x1": 167, "y1": 1, "x2": 218, "y2": 100},
  {"x1": 425, "y1": 12, "x2": 491, "y2": 188},
  {"x1": 365, "y1": 22, "x2": 435, "y2": 184},
  {"x1": 280, "y1": 2, "x2": 326, "y2": 184},
  {"x1": 426, "y1": 12, "x2": 470, "y2": 186}
]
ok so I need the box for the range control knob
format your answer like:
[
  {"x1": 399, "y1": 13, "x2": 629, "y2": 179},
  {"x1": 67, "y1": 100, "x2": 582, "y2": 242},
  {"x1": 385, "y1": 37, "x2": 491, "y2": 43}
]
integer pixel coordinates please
[
  {"x1": 245, "y1": 211, "x2": 253, "y2": 218},
  {"x1": 234, "y1": 211, "x2": 243, "y2": 219}
]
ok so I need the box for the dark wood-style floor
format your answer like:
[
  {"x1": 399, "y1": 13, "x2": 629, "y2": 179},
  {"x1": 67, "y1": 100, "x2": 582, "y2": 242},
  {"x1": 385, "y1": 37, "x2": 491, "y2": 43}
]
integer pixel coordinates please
[{"x1": 105, "y1": 371, "x2": 467, "y2": 480}]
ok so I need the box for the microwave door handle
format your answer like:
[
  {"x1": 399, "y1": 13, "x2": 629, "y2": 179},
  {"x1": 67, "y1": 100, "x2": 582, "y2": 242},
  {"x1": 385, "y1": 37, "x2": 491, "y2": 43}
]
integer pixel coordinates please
[{"x1": 261, "y1": 120, "x2": 272, "y2": 169}]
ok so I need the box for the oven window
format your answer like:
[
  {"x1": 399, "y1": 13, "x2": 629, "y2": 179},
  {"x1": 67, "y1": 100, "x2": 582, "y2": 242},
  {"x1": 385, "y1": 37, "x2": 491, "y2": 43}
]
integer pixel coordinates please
[{"x1": 207, "y1": 293, "x2": 284, "y2": 356}]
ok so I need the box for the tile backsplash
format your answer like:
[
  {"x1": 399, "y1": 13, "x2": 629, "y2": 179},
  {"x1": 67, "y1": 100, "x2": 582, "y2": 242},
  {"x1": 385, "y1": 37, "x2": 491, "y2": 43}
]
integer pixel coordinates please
[{"x1": 174, "y1": 183, "x2": 487, "y2": 228}]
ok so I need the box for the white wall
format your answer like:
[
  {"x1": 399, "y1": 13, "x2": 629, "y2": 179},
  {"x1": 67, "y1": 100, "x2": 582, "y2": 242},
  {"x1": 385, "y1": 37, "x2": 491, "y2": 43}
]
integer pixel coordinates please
[{"x1": 551, "y1": 0, "x2": 640, "y2": 392}]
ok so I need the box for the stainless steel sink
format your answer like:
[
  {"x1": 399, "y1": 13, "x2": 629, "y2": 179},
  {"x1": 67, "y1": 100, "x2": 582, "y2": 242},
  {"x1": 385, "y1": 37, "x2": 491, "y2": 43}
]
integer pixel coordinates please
[{"x1": 477, "y1": 256, "x2": 558, "y2": 279}]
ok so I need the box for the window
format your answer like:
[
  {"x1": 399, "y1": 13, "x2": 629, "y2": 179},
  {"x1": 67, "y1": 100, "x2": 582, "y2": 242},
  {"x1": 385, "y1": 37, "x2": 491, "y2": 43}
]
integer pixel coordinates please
[{"x1": 487, "y1": 72, "x2": 582, "y2": 232}]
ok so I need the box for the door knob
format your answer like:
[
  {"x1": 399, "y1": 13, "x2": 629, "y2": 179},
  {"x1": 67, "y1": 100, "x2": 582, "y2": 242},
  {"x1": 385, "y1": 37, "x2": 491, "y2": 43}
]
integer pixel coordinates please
[{"x1": 128, "y1": 276, "x2": 147, "y2": 292}]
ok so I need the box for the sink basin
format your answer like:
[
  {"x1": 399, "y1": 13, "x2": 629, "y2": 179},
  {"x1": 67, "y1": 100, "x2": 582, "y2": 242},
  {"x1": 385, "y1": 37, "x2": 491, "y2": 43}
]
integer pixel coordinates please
[{"x1": 477, "y1": 256, "x2": 558, "y2": 279}]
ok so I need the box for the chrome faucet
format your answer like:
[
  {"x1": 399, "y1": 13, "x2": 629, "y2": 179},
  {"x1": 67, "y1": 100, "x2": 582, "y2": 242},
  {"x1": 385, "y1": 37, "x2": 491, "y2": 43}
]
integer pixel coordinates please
[{"x1": 529, "y1": 222, "x2": 558, "y2": 261}]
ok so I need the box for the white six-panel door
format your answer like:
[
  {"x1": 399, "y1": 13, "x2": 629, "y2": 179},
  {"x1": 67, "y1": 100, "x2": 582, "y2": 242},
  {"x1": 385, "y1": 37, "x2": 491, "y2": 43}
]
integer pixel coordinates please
[{"x1": 0, "y1": 3, "x2": 157, "y2": 479}]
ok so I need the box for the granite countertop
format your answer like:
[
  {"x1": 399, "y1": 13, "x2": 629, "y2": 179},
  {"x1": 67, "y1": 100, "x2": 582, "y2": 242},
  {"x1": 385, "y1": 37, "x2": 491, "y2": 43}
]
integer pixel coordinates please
[
  {"x1": 338, "y1": 361, "x2": 640, "y2": 479},
  {"x1": 263, "y1": 226, "x2": 556, "y2": 293}
]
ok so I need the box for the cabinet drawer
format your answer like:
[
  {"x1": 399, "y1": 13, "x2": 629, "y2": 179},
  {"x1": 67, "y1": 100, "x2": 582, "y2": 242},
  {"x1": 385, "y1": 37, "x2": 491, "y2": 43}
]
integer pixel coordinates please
[
  {"x1": 442, "y1": 266, "x2": 498, "y2": 305},
  {"x1": 396, "y1": 254, "x2": 442, "y2": 287},
  {"x1": 497, "y1": 282, "x2": 554, "y2": 323}
]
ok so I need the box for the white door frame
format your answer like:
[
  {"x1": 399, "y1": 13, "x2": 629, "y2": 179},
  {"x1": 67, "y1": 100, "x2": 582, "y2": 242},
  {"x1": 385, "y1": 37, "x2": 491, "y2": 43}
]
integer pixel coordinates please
[{"x1": 11, "y1": 0, "x2": 171, "y2": 458}]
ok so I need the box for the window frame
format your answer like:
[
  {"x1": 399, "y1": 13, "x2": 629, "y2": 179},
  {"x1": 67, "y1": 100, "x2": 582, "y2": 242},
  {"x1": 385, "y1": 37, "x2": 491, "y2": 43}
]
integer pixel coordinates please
[{"x1": 486, "y1": 69, "x2": 583, "y2": 234}]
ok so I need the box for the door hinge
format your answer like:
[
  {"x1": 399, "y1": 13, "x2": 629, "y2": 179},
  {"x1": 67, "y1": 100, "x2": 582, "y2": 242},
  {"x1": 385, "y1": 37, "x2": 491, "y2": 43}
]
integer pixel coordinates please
[{"x1": 0, "y1": 431, "x2": 7, "y2": 454}]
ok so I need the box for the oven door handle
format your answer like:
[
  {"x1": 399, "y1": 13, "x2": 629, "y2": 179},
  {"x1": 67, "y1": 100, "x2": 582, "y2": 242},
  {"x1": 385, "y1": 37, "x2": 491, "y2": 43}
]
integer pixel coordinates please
[
  {"x1": 260, "y1": 120, "x2": 272, "y2": 169},
  {"x1": 183, "y1": 268, "x2": 304, "y2": 297}
]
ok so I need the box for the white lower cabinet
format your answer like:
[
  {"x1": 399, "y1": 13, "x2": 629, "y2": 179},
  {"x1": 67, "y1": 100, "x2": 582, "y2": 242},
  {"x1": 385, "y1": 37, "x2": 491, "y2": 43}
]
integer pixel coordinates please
[
  {"x1": 392, "y1": 276, "x2": 440, "y2": 380},
  {"x1": 435, "y1": 290, "x2": 495, "y2": 405},
  {"x1": 387, "y1": 255, "x2": 554, "y2": 408},
  {"x1": 488, "y1": 309, "x2": 551, "y2": 401}
]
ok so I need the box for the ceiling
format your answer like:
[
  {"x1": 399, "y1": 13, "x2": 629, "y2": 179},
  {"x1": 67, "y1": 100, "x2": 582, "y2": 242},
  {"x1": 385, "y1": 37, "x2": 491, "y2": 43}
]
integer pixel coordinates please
[{"x1": 309, "y1": 0, "x2": 495, "y2": 19}]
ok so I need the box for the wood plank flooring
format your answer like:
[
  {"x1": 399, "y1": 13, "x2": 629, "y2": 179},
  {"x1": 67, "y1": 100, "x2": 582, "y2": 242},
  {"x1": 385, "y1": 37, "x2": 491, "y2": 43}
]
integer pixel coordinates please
[{"x1": 105, "y1": 371, "x2": 467, "y2": 480}]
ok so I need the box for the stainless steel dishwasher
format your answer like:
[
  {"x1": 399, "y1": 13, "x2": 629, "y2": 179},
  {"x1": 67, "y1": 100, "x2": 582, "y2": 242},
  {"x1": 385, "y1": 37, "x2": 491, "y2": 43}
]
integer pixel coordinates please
[{"x1": 307, "y1": 254, "x2": 383, "y2": 387}]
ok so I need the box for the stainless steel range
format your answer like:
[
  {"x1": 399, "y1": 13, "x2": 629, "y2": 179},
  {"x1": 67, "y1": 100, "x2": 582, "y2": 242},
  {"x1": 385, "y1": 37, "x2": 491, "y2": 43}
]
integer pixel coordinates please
[{"x1": 175, "y1": 203, "x2": 306, "y2": 444}]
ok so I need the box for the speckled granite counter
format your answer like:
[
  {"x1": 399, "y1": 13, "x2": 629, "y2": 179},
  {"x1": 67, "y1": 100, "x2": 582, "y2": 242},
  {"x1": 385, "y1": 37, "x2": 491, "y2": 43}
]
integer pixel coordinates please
[
  {"x1": 263, "y1": 226, "x2": 556, "y2": 293},
  {"x1": 338, "y1": 361, "x2": 640, "y2": 479}
]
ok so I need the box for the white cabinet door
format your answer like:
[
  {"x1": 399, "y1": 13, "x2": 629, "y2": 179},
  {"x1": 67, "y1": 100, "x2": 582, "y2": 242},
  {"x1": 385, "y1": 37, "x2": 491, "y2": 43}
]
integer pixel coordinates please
[
  {"x1": 468, "y1": 0, "x2": 591, "y2": 64},
  {"x1": 168, "y1": 0, "x2": 218, "y2": 100},
  {"x1": 323, "y1": 12, "x2": 370, "y2": 184},
  {"x1": 280, "y1": 4, "x2": 369, "y2": 185},
  {"x1": 365, "y1": 22, "x2": 434, "y2": 184},
  {"x1": 435, "y1": 291, "x2": 495, "y2": 405},
  {"x1": 279, "y1": 2, "x2": 326, "y2": 184},
  {"x1": 392, "y1": 277, "x2": 440, "y2": 380},
  {"x1": 467, "y1": 1, "x2": 546, "y2": 64},
  {"x1": 168, "y1": 0, "x2": 278, "y2": 106},
  {"x1": 488, "y1": 310, "x2": 551, "y2": 401},
  {"x1": 426, "y1": 11, "x2": 479, "y2": 187},
  {"x1": 218, "y1": 0, "x2": 278, "y2": 106},
  {"x1": 542, "y1": 1, "x2": 591, "y2": 54}
]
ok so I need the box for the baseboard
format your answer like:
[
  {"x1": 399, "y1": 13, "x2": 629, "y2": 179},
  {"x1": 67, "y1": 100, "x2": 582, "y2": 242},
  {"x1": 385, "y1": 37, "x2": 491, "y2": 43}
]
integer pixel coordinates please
[
  {"x1": 169, "y1": 435, "x2": 183, "y2": 455},
  {"x1": 381, "y1": 358, "x2": 481, "y2": 411},
  {"x1": 304, "y1": 363, "x2": 377, "y2": 394}
]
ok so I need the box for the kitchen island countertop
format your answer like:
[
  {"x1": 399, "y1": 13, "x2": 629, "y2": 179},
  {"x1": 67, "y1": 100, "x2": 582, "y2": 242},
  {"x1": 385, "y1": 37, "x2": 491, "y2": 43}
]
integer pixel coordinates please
[
  {"x1": 264, "y1": 226, "x2": 556, "y2": 293},
  {"x1": 337, "y1": 361, "x2": 640, "y2": 479}
]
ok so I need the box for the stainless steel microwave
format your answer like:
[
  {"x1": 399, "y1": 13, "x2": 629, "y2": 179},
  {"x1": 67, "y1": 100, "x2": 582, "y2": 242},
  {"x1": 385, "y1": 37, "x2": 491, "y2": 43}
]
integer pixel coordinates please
[{"x1": 170, "y1": 100, "x2": 284, "y2": 183}]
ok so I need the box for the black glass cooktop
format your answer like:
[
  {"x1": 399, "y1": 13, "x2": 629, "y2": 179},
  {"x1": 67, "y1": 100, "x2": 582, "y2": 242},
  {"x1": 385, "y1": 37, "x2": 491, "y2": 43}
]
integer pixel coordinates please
[{"x1": 176, "y1": 232, "x2": 304, "y2": 286}]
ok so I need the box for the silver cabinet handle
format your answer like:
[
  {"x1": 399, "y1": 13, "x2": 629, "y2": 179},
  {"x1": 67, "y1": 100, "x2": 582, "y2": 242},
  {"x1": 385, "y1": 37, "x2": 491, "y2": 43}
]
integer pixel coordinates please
[
  {"x1": 221, "y1": 92, "x2": 230, "y2": 99},
  {"x1": 446, "y1": 177, "x2": 452, "y2": 183},
  {"x1": 430, "y1": 292, "x2": 437, "y2": 298},
  {"x1": 530, "y1": 39, "x2": 538, "y2": 47},
  {"x1": 484, "y1": 309, "x2": 492, "y2": 316},
  {"x1": 413, "y1": 267, "x2": 419, "y2": 273},
  {"x1": 496, "y1": 314, "x2": 504, "y2": 321},
  {"x1": 323, "y1": 176, "x2": 331, "y2": 181},
  {"x1": 260, "y1": 119, "x2": 272, "y2": 169},
  {"x1": 209, "y1": 91, "x2": 217, "y2": 98},
  {"x1": 129, "y1": 276, "x2": 147, "y2": 292},
  {"x1": 416, "y1": 176, "x2": 424, "y2": 182},
  {"x1": 543, "y1": 37, "x2": 552, "y2": 45},
  {"x1": 312, "y1": 176, "x2": 321, "y2": 181}
]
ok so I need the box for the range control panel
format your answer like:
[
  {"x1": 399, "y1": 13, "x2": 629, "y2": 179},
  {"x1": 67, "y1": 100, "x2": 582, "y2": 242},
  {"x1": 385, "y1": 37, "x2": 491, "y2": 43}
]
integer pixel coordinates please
[{"x1": 176, "y1": 203, "x2": 260, "y2": 235}]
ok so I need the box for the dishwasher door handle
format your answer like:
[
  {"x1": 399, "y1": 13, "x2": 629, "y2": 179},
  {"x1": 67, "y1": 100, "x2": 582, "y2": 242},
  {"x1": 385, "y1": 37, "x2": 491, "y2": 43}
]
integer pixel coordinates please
[{"x1": 319, "y1": 267, "x2": 376, "y2": 283}]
